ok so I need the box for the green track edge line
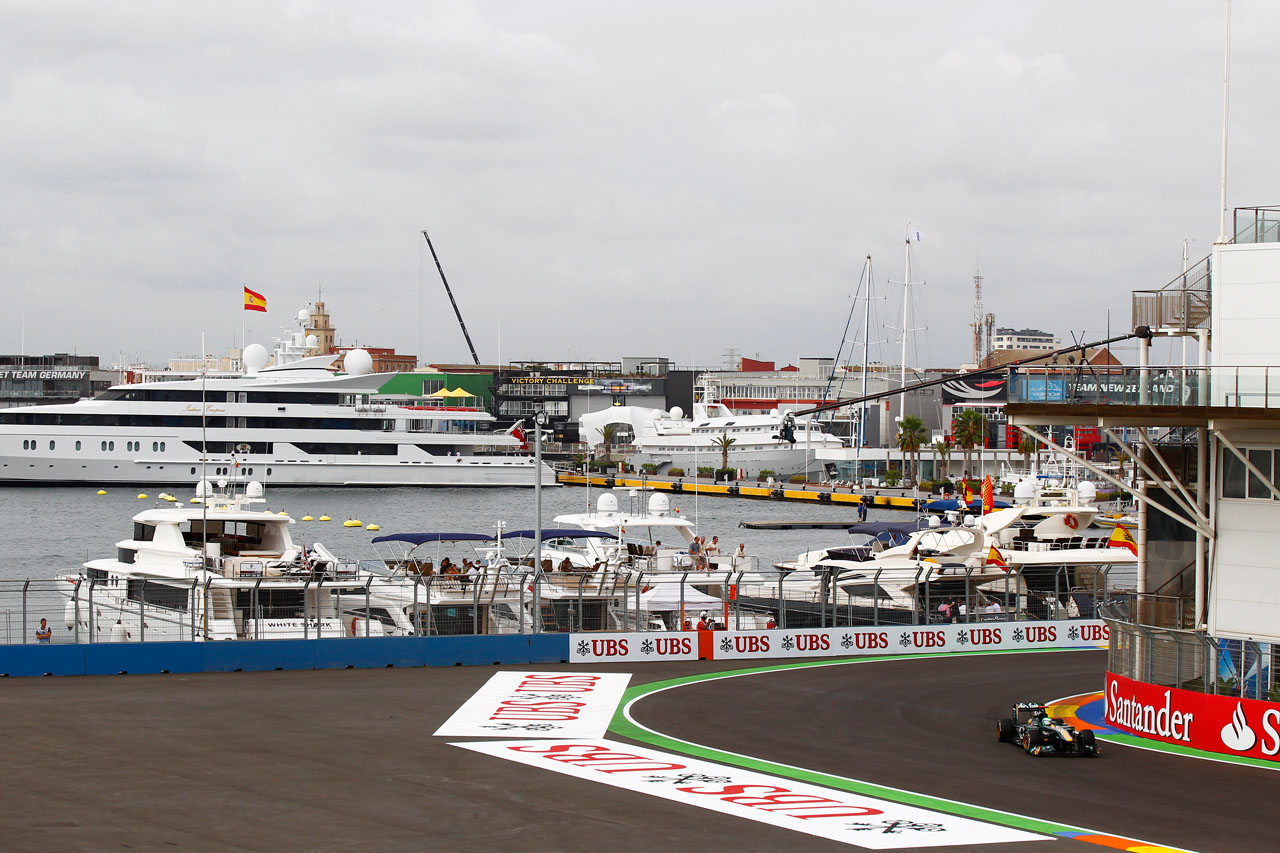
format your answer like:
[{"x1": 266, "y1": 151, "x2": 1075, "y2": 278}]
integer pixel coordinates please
[{"x1": 608, "y1": 648, "x2": 1194, "y2": 851}]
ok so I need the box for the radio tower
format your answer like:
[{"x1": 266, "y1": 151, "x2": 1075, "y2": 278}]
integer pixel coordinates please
[{"x1": 970, "y1": 267, "x2": 984, "y2": 364}]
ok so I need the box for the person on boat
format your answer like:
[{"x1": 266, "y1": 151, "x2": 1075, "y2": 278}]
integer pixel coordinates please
[
  {"x1": 558, "y1": 557, "x2": 574, "y2": 573},
  {"x1": 440, "y1": 557, "x2": 459, "y2": 575},
  {"x1": 35, "y1": 618, "x2": 52, "y2": 644},
  {"x1": 688, "y1": 536, "x2": 702, "y2": 569}
]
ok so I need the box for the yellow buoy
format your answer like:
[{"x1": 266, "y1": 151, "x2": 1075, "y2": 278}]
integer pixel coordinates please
[
  {"x1": 343, "y1": 519, "x2": 363, "y2": 528},
  {"x1": 137, "y1": 493, "x2": 148, "y2": 499},
  {"x1": 166, "y1": 495, "x2": 178, "y2": 502},
  {"x1": 190, "y1": 498, "x2": 202, "y2": 504},
  {"x1": 277, "y1": 510, "x2": 289, "y2": 516},
  {"x1": 318, "y1": 515, "x2": 331, "y2": 521},
  {"x1": 301, "y1": 514, "x2": 314, "y2": 522},
  {"x1": 367, "y1": 523, "x2": 380, "y2": 531},
  {"x1": 96, "y1": 489, "x2": 107, "y2": 495}
]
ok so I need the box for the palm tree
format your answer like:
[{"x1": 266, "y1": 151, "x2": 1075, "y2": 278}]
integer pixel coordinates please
[
  {"x1": 896, "y1": 415, "x2": 927, "y2": 483},
  {"x1": 1017, "y1": 433, "x2": 1038, "y2": 472},
  {"x1": 952, "y1": 409, "x2": 986, "y2": 482},
  {"x1": 932, "y1": 439, "x2": 951, "y2": 483},
  {"x1": 599, "y1": 424, "x2": 618, "y2": 462},
  {"x1": 713, "y1": 431, "x2": 736, "y2": 472}
]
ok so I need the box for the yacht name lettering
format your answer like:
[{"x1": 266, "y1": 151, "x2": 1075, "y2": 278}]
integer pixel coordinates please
[
  {"x1": 1107, "y1": 682, "x2": 1194, "y2": 741},
  {"x1": 0, "y1": 369, "x2": 88, "y2": 380},
  {"x1": 183, "y1": 404, "x2": 227, "y2": 413}
]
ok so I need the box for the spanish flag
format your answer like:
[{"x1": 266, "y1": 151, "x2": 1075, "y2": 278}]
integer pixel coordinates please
[
  {"x1": 1108, "y1": 524, "x2": 1138, "y2": 556},
  {"x1": 986, "y1": 546, "x2": 1009, "y2": 570},
  {"x1": 962, "y1": 483, "x2": 975, "y2": 506},
  {"x1": 244, "y1": 286, "x2": 267, "y2": 312}
]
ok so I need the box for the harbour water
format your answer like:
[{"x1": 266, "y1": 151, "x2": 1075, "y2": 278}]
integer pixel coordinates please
[{"x1": 0, "y1": 484, "x2": 881, "y2": 581}]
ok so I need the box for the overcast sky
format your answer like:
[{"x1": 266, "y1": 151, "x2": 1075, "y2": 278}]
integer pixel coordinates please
[{"x1": 3, "y1": 1, "x2": 1276, "y2": 371}]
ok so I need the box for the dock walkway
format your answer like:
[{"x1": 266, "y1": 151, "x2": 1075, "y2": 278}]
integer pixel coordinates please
[{"x1": 557, "y1": 473, "x2": 922, "y2": 512}]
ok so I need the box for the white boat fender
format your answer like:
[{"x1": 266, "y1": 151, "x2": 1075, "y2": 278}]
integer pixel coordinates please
[
  {"x1": 63, "y1": 598, "x2": 78, "y2": 630},
  {"x1": 110, "y1": 621, "x2": 127, "y2": 643}
]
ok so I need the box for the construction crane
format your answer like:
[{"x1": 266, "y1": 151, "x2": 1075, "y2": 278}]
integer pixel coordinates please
[{"x1": 421, "y1": 229, "x2": 480, "y2": 366}]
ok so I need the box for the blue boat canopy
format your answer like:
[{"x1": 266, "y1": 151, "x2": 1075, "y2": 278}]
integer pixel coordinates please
[
  {"x1": 370, "y1": 532, "x2": 498, "y2": 545},
  {"x1": 922, "y1": 498, "x2": 1011, "y2": 512},
  {"x1": 501, "y1": 529, "x2": 618, "y2": 541}
]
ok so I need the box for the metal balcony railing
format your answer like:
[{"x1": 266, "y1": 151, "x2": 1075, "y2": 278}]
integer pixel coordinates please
[
  {"x1": 1131, "y1": 254, "x2": 1212, "y2": 332},
  {"x1": 1234, "y1": 205, "x2": 1280, "y2": 245},
  {"x1": 1007, "y1": 365, "x2": 1280, "y2": 411}
]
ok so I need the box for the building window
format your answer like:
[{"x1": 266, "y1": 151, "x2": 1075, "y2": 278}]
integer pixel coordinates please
[{"x1": 1222, "y1": 446, "x2": 1280, "y2": 500}]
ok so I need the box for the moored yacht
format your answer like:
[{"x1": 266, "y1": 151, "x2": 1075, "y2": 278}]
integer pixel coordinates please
[
  {"x1": 579, "y1": 375, "x2": 845, "y2": 481},
  {"x1": 1, "y1": 310, "x2": 555, "y2": 487}
]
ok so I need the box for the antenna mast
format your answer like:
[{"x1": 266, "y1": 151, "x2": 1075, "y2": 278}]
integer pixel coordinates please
[
  {"x1": 421, "y1": 229, "x2": 481, "y2": 366},
  {"x1": 971, "y1": 266, "x2": 984, "y2": 364}
]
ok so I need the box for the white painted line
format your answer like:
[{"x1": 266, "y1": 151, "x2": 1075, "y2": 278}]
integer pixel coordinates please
[
  {"x1": 434, "y1": 671, "x2": 631, "y2": 739},
  {"x1": 454, "y1": 738, "x2": 1045, "y2": 849}
]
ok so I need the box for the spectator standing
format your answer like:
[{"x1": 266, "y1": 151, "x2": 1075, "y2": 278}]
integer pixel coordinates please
[{"x1": 35, "y1": 618, "x2": 52, "y2": 644}]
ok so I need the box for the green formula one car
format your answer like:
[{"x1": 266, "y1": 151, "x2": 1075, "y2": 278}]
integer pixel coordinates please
[{"x1": 996, "y1": 702, "x2": 1100, "y2": 756}]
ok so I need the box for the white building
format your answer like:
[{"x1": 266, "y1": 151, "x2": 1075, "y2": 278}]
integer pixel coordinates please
[{"x1": 992, "y1": 328, "x2": 1060, "y2": 352}]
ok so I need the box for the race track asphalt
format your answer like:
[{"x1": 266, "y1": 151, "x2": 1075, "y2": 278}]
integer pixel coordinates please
[
  {"x1": 627, "y1": 649, "x2": 1278, "y2": 853},
  {"x1": 0, "y1": 650, "x2": 1271, "y2": 852}
]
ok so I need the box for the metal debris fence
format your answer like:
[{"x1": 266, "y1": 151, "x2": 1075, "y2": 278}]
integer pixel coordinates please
[
  {"x1": 0, "y1": 562, "x2": 1117, "y2": 646},
  {"x1": 1105, "y1": 619, "x2": 1278, "y2": 702}
]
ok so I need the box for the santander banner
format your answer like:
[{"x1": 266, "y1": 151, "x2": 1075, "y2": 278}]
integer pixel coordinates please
[
  {"x1": 570, "y1": 620, "x2": 1109, "y2": 664},
  {"x1": 1106, "y1": 672, "x2": 1280, "y2": 762}
]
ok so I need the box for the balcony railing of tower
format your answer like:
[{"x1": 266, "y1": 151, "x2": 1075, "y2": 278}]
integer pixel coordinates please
[
  {"x1": 1131, "y1": 254, "x2": 1211, "y2": 333},
  {"x1": 1006, "y1": 364, "x2": 1280, "y2": 411},
  {"x1": 1234, "y1": 205, "x2": 1280, "y2": 244}
]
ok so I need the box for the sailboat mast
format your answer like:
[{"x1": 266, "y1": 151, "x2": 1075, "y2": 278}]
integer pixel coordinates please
[
  {"x1": 858, "y1": 255, "x2": 872, "y2": 451},
  {"x1": 899, "y1": 235, "x2": 912, "y2": 408}
]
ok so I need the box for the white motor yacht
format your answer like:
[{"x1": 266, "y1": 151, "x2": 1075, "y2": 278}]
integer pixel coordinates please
[{"x1": 2, "y1": 310, "x2": 555, "y2": 487}]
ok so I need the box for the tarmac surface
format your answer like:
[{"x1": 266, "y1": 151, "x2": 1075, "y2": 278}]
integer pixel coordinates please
[{"x1": 0, "y1": 650, "x2": 1271, "y2": 852}]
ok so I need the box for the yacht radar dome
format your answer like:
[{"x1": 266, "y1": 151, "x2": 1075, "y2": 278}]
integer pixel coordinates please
[
  {"x1": 668, "y1": 406, "x2": 683, "y2": 419},
  {"x1": 246, "y1": 481, "x2": 264, "y2": 498},
  {"x1": 596, "y1": 493, "x2": 619, "y2": 513},
  {"x1": 648, "y1": 493, "x2": 670, "y2": 514},
  {"x1": 1078, "y1": 481, "x2": 1097, "y2": 504},
  {"x1": 305, "y1": 334, "x2": 318, "y2": 349},
  {"x1": 1014, "y1": 479, "x2": 1036, "y2": 505},
  {"x1": 344, "y1": 348, "x2": 373, "y2": 376},
  {"x1": 296, "y1": 309, "x2": 310, "y2": 324},
  {"x1": 242, "y1": 343, "x2": 269, "y2": 374}
]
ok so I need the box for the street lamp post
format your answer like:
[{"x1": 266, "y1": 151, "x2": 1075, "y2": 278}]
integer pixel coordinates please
[{"x1": 534, "y1": 410, "x2": 549, "y2": 574}]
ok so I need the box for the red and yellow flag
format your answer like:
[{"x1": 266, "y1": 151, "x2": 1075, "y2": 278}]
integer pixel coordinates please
[
  {"x1": 962, "y1": 483, "x2": 975, "y2": 506},
  {"x1": 243, "y1": 286, "x2": 267, "y2": 312},
  {"x1": 986, "y1": 546, "x2": 1009, "y2": 570},
  {"x1": 981, "y1": 475, "x2": 994, "y2": 514},
  {"x1": 1108, "y1": 524, "x2": 1138, "y2": 556}
]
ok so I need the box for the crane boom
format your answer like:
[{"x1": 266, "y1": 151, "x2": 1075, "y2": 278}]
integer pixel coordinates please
[{"x1": 421, "y1": 229, "x2": 480, "y2": 366}]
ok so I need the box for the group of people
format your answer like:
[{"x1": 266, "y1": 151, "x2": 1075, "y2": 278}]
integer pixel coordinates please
[
  {"x1": 936, "y1": 597, "x2": 1003, "y2": 622},
  {"x1": 683, "y1": 536, "x2": 750, "y2": 570}
]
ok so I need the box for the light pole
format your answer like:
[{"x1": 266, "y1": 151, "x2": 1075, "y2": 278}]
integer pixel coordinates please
[{"x1": 533, "y1": 410, "x2": 549, "y2": 574}]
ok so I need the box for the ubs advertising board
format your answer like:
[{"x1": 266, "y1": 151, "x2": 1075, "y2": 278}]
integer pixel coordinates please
[
  {"x1": 1106, "y1": 672, "x2": 1280, "y2": 763},
  {"x1": 570, "y1": 621, "x2": 1110, "y2": 664}
]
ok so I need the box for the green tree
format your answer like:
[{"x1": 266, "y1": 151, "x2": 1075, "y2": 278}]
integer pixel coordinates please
[
  {"x1": 599, "y1": 424, "x2": 618, "y2": 462},
  {"x1": 1017, "y1": 432, "x2": 1039, "y2": 471},
  {"x1": 932, "y1": 439, "x2": 951, "y2": 483},
  {"x1": 896, "y1": 415, "x2": 927, "y2": 483},
  {"x1": 952, "y1": 409, "x2": 986, "y2": 480},
  {"x1": 713, "y1": 431, "x2": 737, "y2": 471}
]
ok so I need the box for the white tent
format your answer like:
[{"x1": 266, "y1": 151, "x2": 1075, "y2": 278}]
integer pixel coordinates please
[{"x1": 639, "y1": 582, "x2": 723, "y2": 611}]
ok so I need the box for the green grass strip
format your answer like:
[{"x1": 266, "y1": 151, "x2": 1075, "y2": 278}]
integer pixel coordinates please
[{"x1": 608, "y1": 649, "x2": 1091, "y2": 838}]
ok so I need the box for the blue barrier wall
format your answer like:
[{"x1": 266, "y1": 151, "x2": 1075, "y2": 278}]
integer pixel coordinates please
[{"x1": 0, "y1": 634, "x2": 572, "y2": 679}]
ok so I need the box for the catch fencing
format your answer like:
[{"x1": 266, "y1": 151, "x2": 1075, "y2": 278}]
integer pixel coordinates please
[
  {"x1": 0, "y1": 561, "x2": 1118, "y2": 646},
  {"x1": 1105, "y1": 619, "x2": 1278, "y2": 702}
]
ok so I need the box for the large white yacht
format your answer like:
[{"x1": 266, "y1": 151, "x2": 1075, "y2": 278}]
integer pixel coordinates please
[
  {"x1": 0, "y1": 311, "x2": 555, "y2": 486},
  {"x1": 579, "y1": 375, "x2": 846, "y2": 480}
]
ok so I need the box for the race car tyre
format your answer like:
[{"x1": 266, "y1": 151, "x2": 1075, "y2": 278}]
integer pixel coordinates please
[
  {"x1": 997, "y1": 718, "x2": 1015, "y2": 742},
  {"x1": 1078, "y1": 729, "x2": 1099, "y2": 756},
  {"x1": 1023, "y1": 729, "x2": 1045, "y2": 754}
]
